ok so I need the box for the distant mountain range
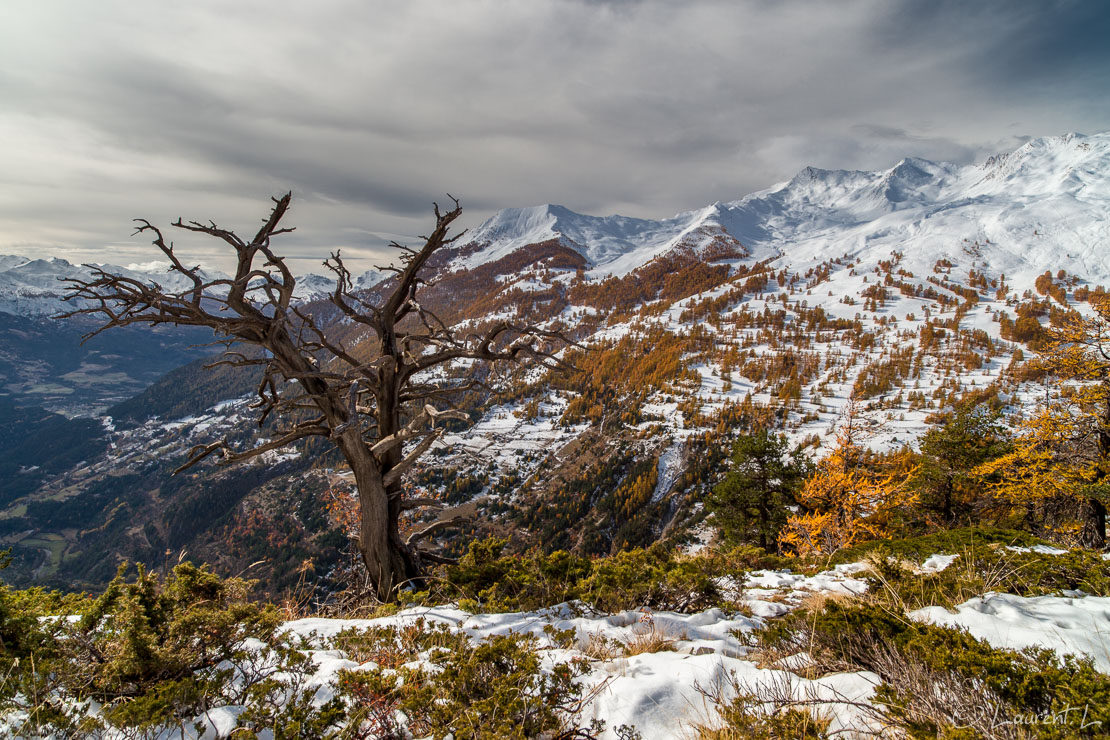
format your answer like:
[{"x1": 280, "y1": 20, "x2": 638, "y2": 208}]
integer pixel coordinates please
[
  {"x1": 0, "y1": 257, "x2": 385, "y2": 317},
  {"x1": 3, "y1": 132, "x2": 1108, "y2": 318},
  {"x1": 450, "y1": 132, "x2": 1110, "y2": 287}
]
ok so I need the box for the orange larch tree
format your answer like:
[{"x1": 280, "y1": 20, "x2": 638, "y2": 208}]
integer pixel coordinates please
[
  {"x1": 985, "y1": 297, "x2": 1110, "y2": 546},
  {"x1": 779, "y1": 418, "x2": 916, "y2": 557},
  {"x1": 976, "y1": 406, "x2": 1103, "y2": 545}
]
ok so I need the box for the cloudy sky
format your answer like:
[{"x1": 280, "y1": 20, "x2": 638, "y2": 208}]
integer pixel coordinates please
[{"x1": 1, "y1": 0, "x2": 1107, "y2": 274}]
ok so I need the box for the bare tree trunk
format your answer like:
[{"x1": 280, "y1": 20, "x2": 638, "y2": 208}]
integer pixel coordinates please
[
  {"x1": 1090, "y1": 427, "x2": 1110, "y2": 549},
  {"x1": 335, "y1": 432, "x2": 416, "y2": 600},
  {"x1": 1085, "y1": 497, "x2": 1107, "y2": 549},
  {"x1": 356, "y1": 472, "x2": 413, "y2": 600}
]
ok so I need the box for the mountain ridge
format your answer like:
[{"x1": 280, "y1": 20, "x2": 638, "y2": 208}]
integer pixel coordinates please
[
  {"x1": 450, "y1": 131, "x2": 1110, "y2": 286},
  {"x1": 3, "y1": 132, "x2": 1107, "y2": 317}
]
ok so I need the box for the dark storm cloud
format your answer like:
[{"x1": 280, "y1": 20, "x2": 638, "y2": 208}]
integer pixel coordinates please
[
  {"x1": 0, "y1": 0, "x2": 1106, "y2": 273},
  {"x1": 870, "y1": 0, "x2": 1110, "y2": 82}
]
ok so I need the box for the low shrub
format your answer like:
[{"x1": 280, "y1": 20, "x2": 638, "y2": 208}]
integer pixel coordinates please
[
  {"x1": 436, "y1": 538, "x2": 740, "y2": 613},
  {"x1": 863, "y1": 545, "x2": 1110, "y2": 611},
  {"x1": 438, "y1": 539, "x2": 593, "y2": 612},
  {"x1": 763, "y1": 601, "x2": 1110, "y2": 738},
  {"x1": 227, "y1": 648, "x2": 350, "y2": 740},
  {"x1": 338, "y1": 631, "x2": 599, "y2": 740},
  {"x1": 330, "y1": 618, "x2": 469, "y2": 668},
  {"x1": 826, "y1": 526, "x2": 1046, "y2": 566},
  {"x1": 698, "y1": 704, "x2": 832, "y2": 740},
  {"x1": 579, "y1": 545, "x2": 727, "y2": 613},
  {"x1": 1, "y1": 561, "x2": 284, "y2": 736}
]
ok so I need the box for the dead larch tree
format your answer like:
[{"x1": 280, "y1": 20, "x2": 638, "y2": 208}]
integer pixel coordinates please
[{"x1": 62, "y1": 193, "x2": 566, "y2": 600}]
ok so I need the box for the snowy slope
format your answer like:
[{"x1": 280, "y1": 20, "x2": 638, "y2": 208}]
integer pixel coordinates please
[
  {"x1": 455, "y1": 132, "x2": 1110, "y2": 285},
  {"x1": 0, "y1": 259, "x2": 358, "y2": 317}
]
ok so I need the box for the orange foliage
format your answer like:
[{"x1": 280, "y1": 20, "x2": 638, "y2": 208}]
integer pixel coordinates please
[{"x1": 779, "y1": 426, "x2": 916, "y2": 557}]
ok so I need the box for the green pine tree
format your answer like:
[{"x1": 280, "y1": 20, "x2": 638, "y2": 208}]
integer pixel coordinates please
[
  {"x1": 913, "y1": 403, "x2": 1009, "y2": 526},
  {"x1": 708, "y1": 431, "x2": 807, "y2": 551}
]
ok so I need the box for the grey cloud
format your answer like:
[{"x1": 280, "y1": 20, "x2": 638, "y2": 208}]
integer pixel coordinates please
[{"x1": 0, "y1": 0, "x2": 1106, "y2": 274}]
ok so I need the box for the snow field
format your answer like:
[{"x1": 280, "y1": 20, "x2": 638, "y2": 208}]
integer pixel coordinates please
[
  {"x1": 185, "y1": 549, "x2": 1110, "y2": 739},
  {"x1": 282, "y1": 596, "x2": 883, "y2": 740}
]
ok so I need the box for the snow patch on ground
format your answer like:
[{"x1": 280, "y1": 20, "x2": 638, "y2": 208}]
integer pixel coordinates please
[
  {"x1": 1007, "y1": 544, "x2": 1071, "y2": 555},
  {"x1": 920, "y1": 553, "x2": 960, "y2": 572},
  {"x1": 284, "y1": 601, "x2": 882, "y2": 739},
  {"x1": 740, "y1": 563, "x2": 872, "y2": 618},
  {"x1": 911, "y1": 594, "x2": 1110, "y2": 672}
]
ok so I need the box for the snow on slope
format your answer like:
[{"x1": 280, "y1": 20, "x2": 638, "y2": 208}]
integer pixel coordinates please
[
  {"x1": 912, "y1": 593, "x2": 1110, "y2": 672},
  {"x1": 0, "y1": 259, "x2": 367, "y2": 316},
  {"x1": 270, "y1": 566, "x2": 890, "y2": 740},
  {"x1": 456, "y1": 132, "x2": 1110, "y2": 286},
  {"x1": 273, "y1": 589, "x2": 1109, "y2": 739},
  {"x1": 0, "y1": 257, "x2": 233, "y2": 316},
  {"x1": 270, "y1": 557, "x2": 1110, "y2": 739},
  {"x1": 431, "y1": 133, "x2": 1110, "y2": 466}
]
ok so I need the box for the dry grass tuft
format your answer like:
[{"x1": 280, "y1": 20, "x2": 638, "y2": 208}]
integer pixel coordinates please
[
  {"x1": 690, "y1": 671, "x2": 852, "y2": 740},
  {"x1": 581, "y1": 631, "x2": 621, "y2": 661},
  {"x1": 623, "y1": 628, "x2": 676, "y2": 656},
  {"x1": 795, "y1": 590, "x2": 857, "y2": 614},
  {"x1": 622, "y1": 610, "x2": 678, "y2": 656}
]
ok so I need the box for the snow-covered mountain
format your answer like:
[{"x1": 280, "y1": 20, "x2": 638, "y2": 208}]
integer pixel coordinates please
[
  {"x1": 456, "y1": 132, "x2": 1110, "y2": 286},
  {"x1": 0, "y1": 260, "x2": 394, "y2": 317},
  {"x1": 454, "y1": 203, "x2": 740, "y2": 277},
  {"x1": 290, "y1": 273, "x2": 338, "y2": 303},
  {"x1": 0, "y1": 257, "x2": 233, "y2": 317}
]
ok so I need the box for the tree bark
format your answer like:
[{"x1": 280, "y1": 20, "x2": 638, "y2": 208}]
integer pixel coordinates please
[
  {"x1": 1091, "y1": 425, "x2": 1110, "y2": 549},
  {"x1": 1086, "y1": 497, "x2": 1107, "y2": 549},
  {"x1": 338, "y1": 430, "x2": 420, "y2": 600}
]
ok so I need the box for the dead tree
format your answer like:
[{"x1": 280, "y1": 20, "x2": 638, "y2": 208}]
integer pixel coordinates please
[{"x1": 61, "y1": 193, "x2": 566, "y2": 600}]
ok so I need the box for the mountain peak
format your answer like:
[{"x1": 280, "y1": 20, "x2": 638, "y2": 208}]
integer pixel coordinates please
[
  {"x1": 980, "y1": 131, "x2": 1106, "y2": 178},
  {"x1": 446, "y1": 131, "x2": 1110, "y2": 282}
]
